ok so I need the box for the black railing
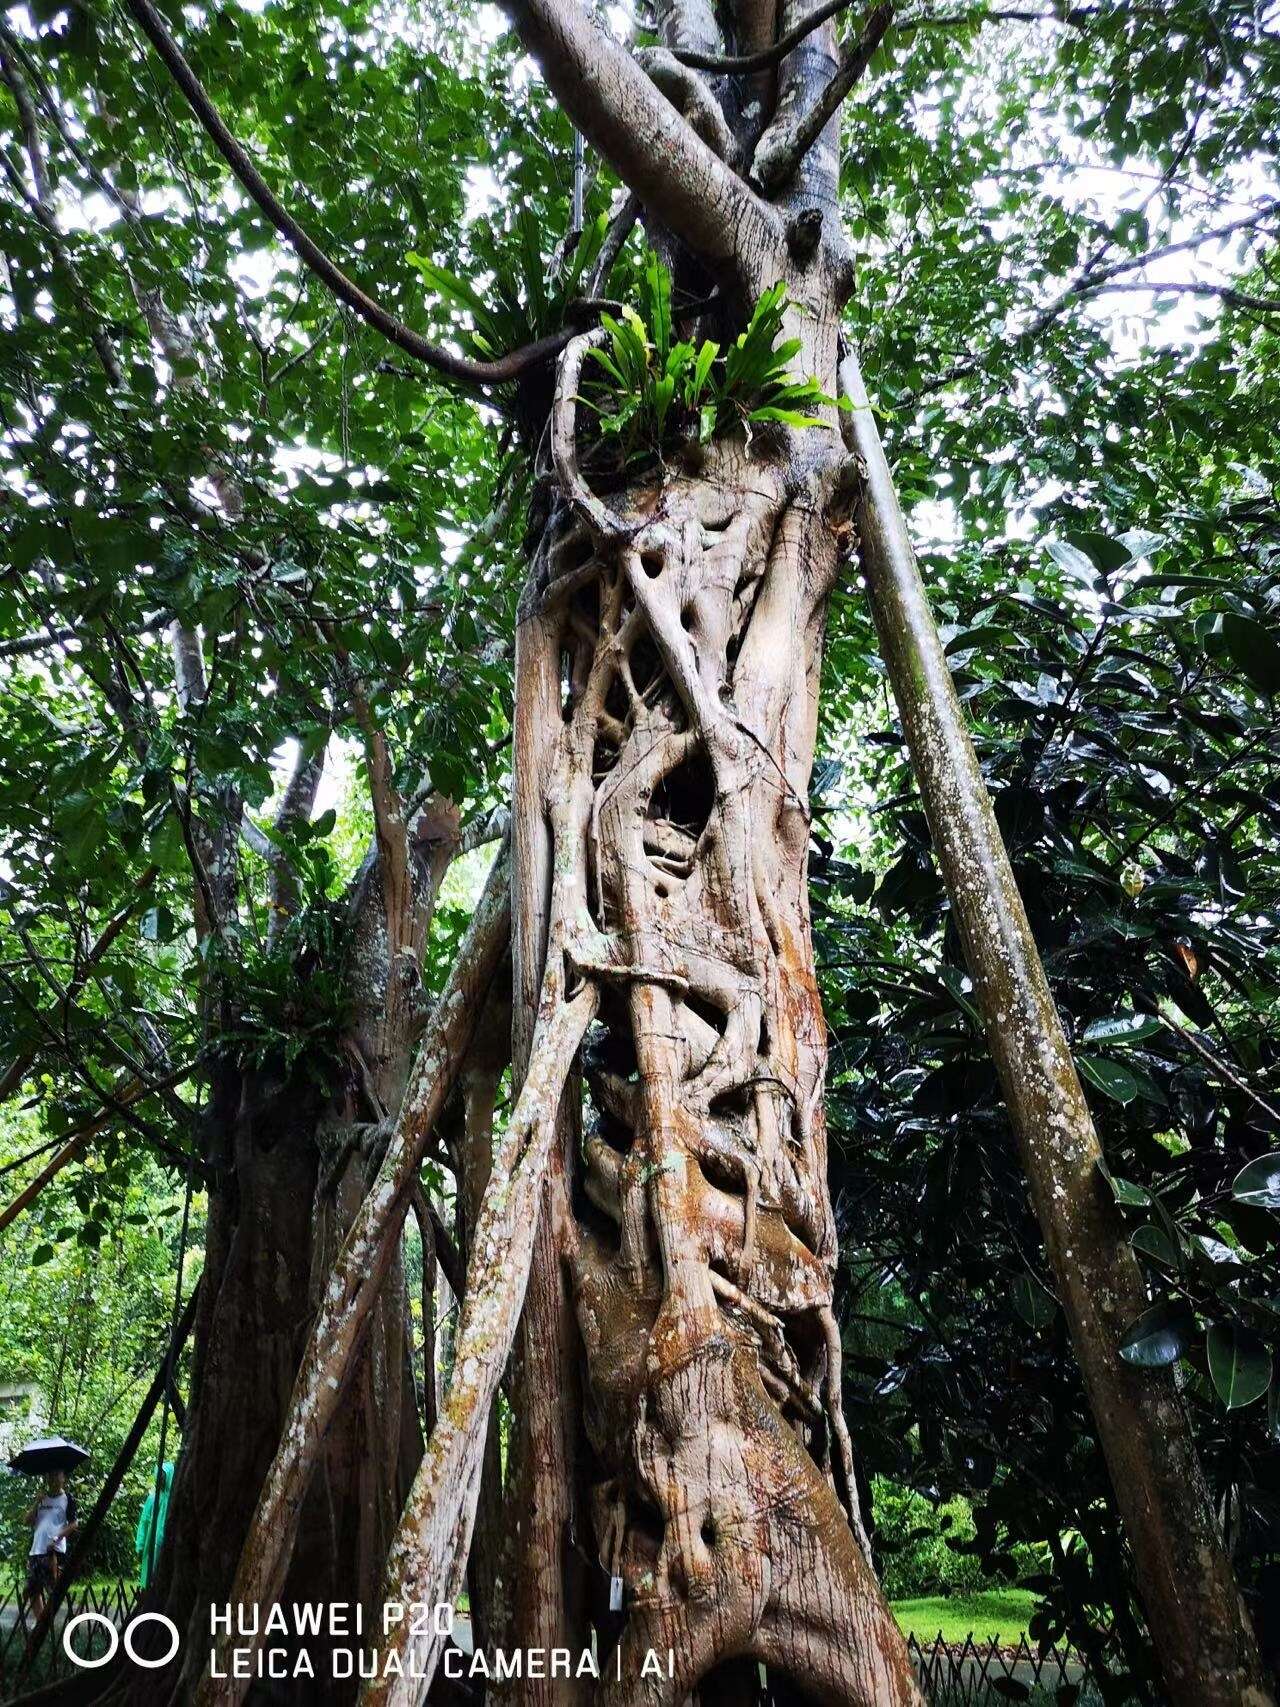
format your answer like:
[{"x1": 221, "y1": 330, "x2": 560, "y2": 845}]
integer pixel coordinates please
[
  {"x1": 0, "y1": 1576, "x2": 140, "y2": 1697},
  {"x1": 907, "y1": 1630, "x2": 1125, "y2": 1704}
]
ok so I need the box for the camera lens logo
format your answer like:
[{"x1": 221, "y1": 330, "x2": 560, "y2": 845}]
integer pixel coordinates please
[{"x1": 63, "y1": 1611, "x2": 180, "y2": 1669}]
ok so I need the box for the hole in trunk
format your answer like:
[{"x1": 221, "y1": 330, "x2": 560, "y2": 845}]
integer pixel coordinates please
[
  {"x1": 626, "y1": 1489, "x2": 666, "y2": 1558},
  {"x1": 556, "y1": 525, "x2": 595, "y2": 579},
  {"x1": 629, "y1": 634, "x2": 664, "y2": 697},
  {"x1": 696, "y1": 1658, "x2": 767, "y2": 1706},
  {"x1": 560, "y1": 647, "x2": 574, "y2": 720},
  {"x1": 604, "y1": 671, "x2": 629, "y2": 722},
  {"x1": 647, "y1": 745, "x2": 714, "y2": 842},
  {"x1": 685, "y1": 989, "x2": 728, "y2": 1039},
  {"x1": 710, "y1": 1083, "x2": 751, "y2": 1123},
  {"x1": 592, "y1": 733, "x2": 620, "y2": 780}
]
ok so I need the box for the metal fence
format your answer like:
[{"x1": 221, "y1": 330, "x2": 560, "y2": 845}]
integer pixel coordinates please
[
  {"x1": 0, "y1": 1576, "x2": 140, "y2": 1697},
  {"x1": 908, "y1": 1631, "x2": 1129, "y2": 1705},
  {"x1": 0, "y1": 1580, "x2": 1129, "y2": 1705}
]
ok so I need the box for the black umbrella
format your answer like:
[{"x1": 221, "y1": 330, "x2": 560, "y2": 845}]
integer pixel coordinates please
[{"x1": 8, "y1": 1436, "x2": 90, "y2": 1475}]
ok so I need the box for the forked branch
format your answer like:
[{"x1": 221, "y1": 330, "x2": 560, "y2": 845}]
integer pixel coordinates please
[
  {"x1": 499, "y1": 0, "x2": 780, "y2": 284},
  {"x1": 753, "y1": 0, "x2": 894, "y2": 193},
  {"x1": 672, "y1": 0, "x2": 856, "y2": 70}
]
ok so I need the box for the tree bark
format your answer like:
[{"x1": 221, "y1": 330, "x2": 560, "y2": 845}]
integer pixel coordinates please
[
  {"x1": 193, "y1": 845, "x2": 510, "y2": 1703},
  {"x1": 525, "y1": 425, "x2": 917, "y2": 1706}
]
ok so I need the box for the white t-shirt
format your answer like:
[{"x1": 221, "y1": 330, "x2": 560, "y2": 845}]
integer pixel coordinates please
[{"x1": 29, "y1": 1491, "x2": 74, "y2": 1557}]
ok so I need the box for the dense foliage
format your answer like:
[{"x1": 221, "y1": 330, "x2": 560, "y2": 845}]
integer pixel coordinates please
[{"x1": 821, "y1": 314, "x2": 1280, "y2": 1699}]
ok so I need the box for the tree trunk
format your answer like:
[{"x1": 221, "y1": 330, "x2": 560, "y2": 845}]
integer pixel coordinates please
[
  {"x1": 113, "y1": 1055, "x2": 422, "y2": 1706},
  {"x1": 504, "y1": 412, "x2": 919, "y2": 1702}
]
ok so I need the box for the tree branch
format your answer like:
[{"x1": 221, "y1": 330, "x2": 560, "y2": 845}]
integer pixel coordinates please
[
  {"x1": 346, "y1": 671, "x2": 412, "y2": 962},
  {"x1": 1075, "y1": 278, "x2": 1280, "y2": 315},
  {"x1": 0, "y1": 869, "x2": 160, "y2": 1104},
  {"x1": 121, "y1": 0, "x2": 586, "y2": 389},
  {"x1": 0, "y1": 20, "x2": 143, "y2": 227},
  {"x1": 637, "y1": 47, "x2": 739, "y2": 161},
  {"x1": 368, "y1": 983, "x2": 598, "y2": 1699},
  {"x1": 752, "y1": 0, "x2": 894, "y2": 194},
  {"x1": 267, "y1": 739, "x2": 327, "y2": 939},
  {"x1": 588, "y1": 190, "x2": 641, "y2": 295},
  {"x1": 499, "y1": 0, "x2": 780, "y2": 283},
  {"x1": 672, "y1": 0, "x2": 854, "y2": 70},
  {"x1": 0, "y1": 47, "x2": 122, "y2": 383},
  {"x1": 0, "y1": 1057, "x2": 200, "y2": 1237},
  {"x1": 917, "y1": 223, "x2": 1280, "y2": 398},
  {"x1": 410, "y1": 1186, "x2": 439, "y2": 1434}
]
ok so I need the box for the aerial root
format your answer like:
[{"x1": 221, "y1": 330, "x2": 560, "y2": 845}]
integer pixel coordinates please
[{"x1": 360, "y1": 980, "x2": 599, "y2": 1706}]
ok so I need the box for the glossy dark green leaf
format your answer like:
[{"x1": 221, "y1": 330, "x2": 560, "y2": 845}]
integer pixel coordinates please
[
  {"x1": 1206, "y1": 1323, "x2": 1272, "y2": 1411},
  {"x1": 1077, "y1": 1055, "x2": 1142, "y2": 1104},
  {"x1": 1222, "y1": 614, "x2": 1280, "y2": 698},
  {"x1": 1081, "y1": 1013, "x2": 1162, "y2": 1046},
  {"x1": 1232, "y1": 1153, "x2": 1280, "y2": 1211},
  {"x1": 1118, "y1": 1301, "x2": 1195, "y2": 1368}
]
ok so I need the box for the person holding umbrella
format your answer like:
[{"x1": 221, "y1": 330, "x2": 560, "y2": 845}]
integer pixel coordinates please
[{"x1": 9, "y1": 1437, "x2": 88, "y2": 1622}]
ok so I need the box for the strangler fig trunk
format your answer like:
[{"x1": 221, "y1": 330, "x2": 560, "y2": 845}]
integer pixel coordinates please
[{"x1": 503, "y1": 410, "x2": 919, "y2": 1703}]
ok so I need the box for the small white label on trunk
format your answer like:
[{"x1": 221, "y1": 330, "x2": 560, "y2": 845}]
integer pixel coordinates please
[{"x1": 609, "y1": 1574, "x2": 624, "y2": 1611}]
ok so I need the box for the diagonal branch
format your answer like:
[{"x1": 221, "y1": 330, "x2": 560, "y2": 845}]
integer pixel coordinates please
[
  {"x1": 121, "y1": 0, "x2": 585, "y2": 389},
  {"x1": 1075, "y1": 278, "x2": 1280, "y2": 315},
  {"x1": 913, "y1": 204, "x2": 1280, "y2": 397},
  {"x1": 673, "y1": 0, "x2": 856, "y2": 70},
  {"x1": 0, "y1": 44, "x2": 123, "y2": 383},
  {"x1": 752, "y1": 0, "x2": 894, "y2": 193},
  {"x1": 0, "y1": 1057, "x2": 201, "y2": 1237},
  {"x1": 267, "y1": 738, "x2": 327, "y2": 939},
  {"x1": 1025, "y1": 204, "x2": 1279, "y2": 326},
  {"x1": 365, "y1": 982, "x2": 598, "y2": 1701}
]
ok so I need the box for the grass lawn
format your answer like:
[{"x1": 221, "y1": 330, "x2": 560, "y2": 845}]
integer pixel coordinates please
[{"x1": 891, "y1": 1589, "x2": 1037, "y2": 1645}]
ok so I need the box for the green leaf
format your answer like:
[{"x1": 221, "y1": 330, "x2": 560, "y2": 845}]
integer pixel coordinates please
[
  {"x1": 746, "y1": 405, "x2": 827, "y2": 428},
  {"x1": 1098, "y1": 1162, "x2": 1150, "y2": 1206},
  {"x1": 939, "y1": 966, "x2": 982, "y2": 1025},
  {"x1": 1077, "y1": 1055, "x2": 1142, "y2": 1103},
  {"x1": 1118, "y1": 1300, "x2": 1195, "y2": 1368},
  {"x1": 1232, "y1": 1153, "x2": 1280, "y2": 1211},
  {"x1": 1011, "y1": 1274, "x2": 1057, "y2": 1329},
  {"x1": 1131, "y1": 1223, "x2": 1178, "y2": 1266},
  {"x1": 643, "y1": 250, "x2": 672, "y2": 362},
  {"x1": 691, "y1": 338, "x2": 718, "y2": 403},
  {"x1": 1046, "y1": 540, "x2": 1099, "y2": 584},
  {"x1": 1206, "y1": 1322, "x2": 1272, "y2": 1410},
  {"x1": 1222, "y1": 614, "x2": 1280, "y2": 697},
  {"x1": 1081, "y1": 1012, "x2": 1162, "y2": 1046}
]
